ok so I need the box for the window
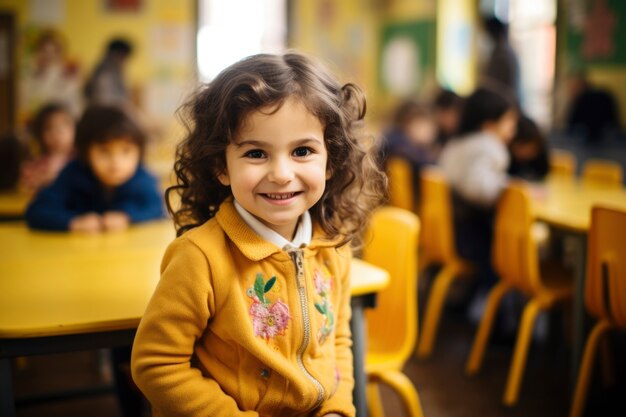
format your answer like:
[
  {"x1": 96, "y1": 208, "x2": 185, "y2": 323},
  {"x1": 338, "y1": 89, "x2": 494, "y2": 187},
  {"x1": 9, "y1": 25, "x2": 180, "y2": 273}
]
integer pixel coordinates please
[{"x1": 197, "y1": 0, "x2": 287, "y2": 81}]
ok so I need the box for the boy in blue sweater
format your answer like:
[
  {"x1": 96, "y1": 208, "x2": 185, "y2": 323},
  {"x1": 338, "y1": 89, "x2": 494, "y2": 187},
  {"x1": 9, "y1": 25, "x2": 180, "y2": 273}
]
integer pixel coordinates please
[{"x1": 26, "y1": 105, "x2": 164, "y2": 232}]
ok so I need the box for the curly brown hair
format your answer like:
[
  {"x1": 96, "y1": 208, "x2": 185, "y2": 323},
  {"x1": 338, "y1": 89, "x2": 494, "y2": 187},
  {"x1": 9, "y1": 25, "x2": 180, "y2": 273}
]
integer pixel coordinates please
[{"x1": 168, "y1": 52, "x2": 387, "y2": 244}]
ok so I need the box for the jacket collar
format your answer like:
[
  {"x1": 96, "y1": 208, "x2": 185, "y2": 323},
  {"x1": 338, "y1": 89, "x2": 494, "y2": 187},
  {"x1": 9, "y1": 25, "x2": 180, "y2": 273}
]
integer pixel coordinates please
[{"x1": 215, "y1": 200, "x2": 341, "y2": 261}]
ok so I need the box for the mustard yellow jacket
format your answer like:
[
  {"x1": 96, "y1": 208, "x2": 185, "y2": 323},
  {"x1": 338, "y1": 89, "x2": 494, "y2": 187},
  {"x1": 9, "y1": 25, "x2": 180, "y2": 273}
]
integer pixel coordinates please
[{"x1": 131, "y1": 200, "x2": 355, "y2": 417}]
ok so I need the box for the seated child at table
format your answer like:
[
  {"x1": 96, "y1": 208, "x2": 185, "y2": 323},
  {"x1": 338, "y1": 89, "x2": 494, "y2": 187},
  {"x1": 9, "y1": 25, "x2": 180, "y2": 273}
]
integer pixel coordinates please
[
  {"x1": 25, "y1": 104, "x2": 165, "y2": 232},
  {"x1": 20, "y1": 102, "x2": 76, "y2": 192},
  {"x1": 507, "y1": 114, "x2": 550, "y2": 182},
  {"x1": 131, "y1": 52, "x2": 386, "y2": 417},
  {"x1": 380, "y1": 99, "x2": 438, "y2": 199},
  {"x1": 438, "y1": 86, "x2": 518, "y2": 320}
]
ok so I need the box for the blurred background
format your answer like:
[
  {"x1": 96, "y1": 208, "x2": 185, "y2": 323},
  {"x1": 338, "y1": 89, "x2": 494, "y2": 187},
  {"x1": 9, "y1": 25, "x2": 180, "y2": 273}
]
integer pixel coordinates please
[{"x1": 1, "y1": 0, "x2": 624, "y2": 153}]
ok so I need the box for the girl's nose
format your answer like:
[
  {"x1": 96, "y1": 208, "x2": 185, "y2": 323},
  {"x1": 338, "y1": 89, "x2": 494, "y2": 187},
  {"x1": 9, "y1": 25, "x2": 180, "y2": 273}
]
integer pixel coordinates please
[{"x1": 268, "y1": 158, "x2": 295, "y2": 184}]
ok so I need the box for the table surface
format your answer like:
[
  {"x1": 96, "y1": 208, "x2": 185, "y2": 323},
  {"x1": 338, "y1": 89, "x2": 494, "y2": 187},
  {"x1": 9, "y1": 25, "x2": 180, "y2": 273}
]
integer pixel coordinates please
[
  {"x1": 531, "y1": 176, "x2": 626, "y2": 232},
  {"x1": 0, "y1": 221, "x2": 389, "y2": 339},
  {"x1": 0, "y1": 191, "x2": 32, "y2": 217}
]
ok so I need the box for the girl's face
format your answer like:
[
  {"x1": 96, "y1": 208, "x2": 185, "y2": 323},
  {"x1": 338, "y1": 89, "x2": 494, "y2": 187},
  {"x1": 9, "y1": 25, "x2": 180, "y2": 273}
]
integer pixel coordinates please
[
  {"x1": 219, "y1": 97, "x2": 329, "y2": 240},
  {"x1": 43, "y1": 112, "x2": 75, "y2": 154},
  {"x1": 88, "y1": 137, "x2": 141, "y2": 188},
  {"x1": 485, "y1": 109, "x2": 518, "y2": 144}
]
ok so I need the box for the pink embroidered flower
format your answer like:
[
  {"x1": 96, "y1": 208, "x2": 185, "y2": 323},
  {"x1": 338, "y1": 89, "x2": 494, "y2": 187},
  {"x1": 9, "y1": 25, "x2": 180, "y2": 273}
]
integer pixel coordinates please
[
  {"x1": 249, "y1": 298, "x2": 291, "y2": 340},
  {"x1": 314, "y1": 269, "x2": 330, "y2": 295}
]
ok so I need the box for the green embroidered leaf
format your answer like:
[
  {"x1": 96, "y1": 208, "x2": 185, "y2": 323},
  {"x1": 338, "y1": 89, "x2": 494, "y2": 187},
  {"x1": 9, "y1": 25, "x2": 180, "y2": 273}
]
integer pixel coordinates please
[
  {"x1": 315, "y1": 302, "x2": 325, "y2": 315},
  {"x1": 254, "y1": 274, "x2": 266, "y2": 302},
  {"x1": 264, "y1": 276, "x2": 276, "y2": 293}
]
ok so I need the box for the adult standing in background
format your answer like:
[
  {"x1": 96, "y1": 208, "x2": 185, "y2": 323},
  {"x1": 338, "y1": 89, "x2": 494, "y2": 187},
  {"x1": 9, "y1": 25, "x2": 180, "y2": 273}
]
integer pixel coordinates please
[
  {"x1": 84, "y1": 38, "x2": 134, "y2": 108},
  {"x1": 483, "y1": 16, "x2": 520, "y2": 102}
]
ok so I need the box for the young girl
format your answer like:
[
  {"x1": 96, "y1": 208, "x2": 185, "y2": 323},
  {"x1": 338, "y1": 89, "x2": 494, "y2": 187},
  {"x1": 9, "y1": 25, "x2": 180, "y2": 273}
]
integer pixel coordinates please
[
  {"x1": 25, "y1": 105, "x2": 165, "y2": 232},
  {"x1": 20, "y1": 102, "x2": 76, "y2": 192},
  {"x1": 131, "y1": 52, "x2": 386, "y2": 417},
  {"x1": 437, "y1": 86, "x2": 517, "y2": 320}
]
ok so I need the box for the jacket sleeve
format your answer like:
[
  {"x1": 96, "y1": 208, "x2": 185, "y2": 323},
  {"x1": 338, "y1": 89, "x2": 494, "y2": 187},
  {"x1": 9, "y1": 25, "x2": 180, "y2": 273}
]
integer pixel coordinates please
[
  {"x1": 114, "y1": 168, "x2": 165, "y2": 223},
  {"x1": 314, "y1": 245, "x2": 356, "y2": 417},
  {"x1": 25, "y1": 168, "x2": 81, "y2": 230},
  {"x1": 131, "y1": 237, "x2": 259, "y2": 417}
]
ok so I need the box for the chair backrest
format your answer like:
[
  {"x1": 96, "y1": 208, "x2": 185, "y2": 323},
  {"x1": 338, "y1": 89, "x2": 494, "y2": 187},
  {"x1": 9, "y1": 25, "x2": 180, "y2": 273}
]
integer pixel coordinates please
[
  {"x1": 387, "y1": 156, "x2": 415, "y2": 212},
  {"x1": 586, "y1": 206, "x2": 626, "y2": 328},
  {"x1": 550, "y1": 149, "x2": 576, "y2": 178},
  {"x1": 582, "y1": 159, "x2": 623, "y2": 187},
  {"x1": 363, "y1": 206, "x2": 420, "y2": 362},
  {"x1": 492, "y1": 184, "x2": 541, "y2": 295},
  {"x1": 419, "y1": 168, "x2": 457, "y2": 264}
]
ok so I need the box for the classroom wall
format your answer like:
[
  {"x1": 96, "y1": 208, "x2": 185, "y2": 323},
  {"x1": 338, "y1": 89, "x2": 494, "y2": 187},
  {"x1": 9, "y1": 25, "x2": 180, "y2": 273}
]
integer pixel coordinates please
[
  {"x1": 0, "y1": 0, "x2": 196, "y2": 135},
  {"x1": 290, "y1": 0, "x2": 437, "y2": 126}
]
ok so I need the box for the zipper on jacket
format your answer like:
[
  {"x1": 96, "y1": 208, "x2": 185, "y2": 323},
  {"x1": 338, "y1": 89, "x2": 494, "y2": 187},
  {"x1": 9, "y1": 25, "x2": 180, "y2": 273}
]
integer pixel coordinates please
[{"x1": 288, "y1": 248, "x2": 325, "y2": 408}]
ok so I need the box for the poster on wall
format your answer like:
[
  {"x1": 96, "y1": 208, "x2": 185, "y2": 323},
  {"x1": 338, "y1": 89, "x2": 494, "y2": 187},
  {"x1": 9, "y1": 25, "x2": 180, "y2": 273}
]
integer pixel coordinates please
[
  {"x1": 567, "y1": 0, "x2": 625, "y2": 66},
  {"x1": 378, "y1": 20, "x2": 435, "y2": 96}
]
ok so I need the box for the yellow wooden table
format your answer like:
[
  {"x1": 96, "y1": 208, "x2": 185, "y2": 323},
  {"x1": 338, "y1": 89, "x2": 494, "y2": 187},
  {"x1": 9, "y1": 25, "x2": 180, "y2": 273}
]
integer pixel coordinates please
[
  {"x1": 0, "y1": 191, "x2": 32, "y2": 220},
  {"x1": 0, "y1": 221, "x2": 388, "y2": 416},
  {"x1": 530, "y1": 175, "x2": 626, "y2": 383}
]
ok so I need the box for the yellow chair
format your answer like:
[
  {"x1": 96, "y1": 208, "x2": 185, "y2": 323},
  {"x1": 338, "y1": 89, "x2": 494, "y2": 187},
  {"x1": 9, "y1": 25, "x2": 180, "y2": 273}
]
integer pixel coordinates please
[
  {"x1": 465, "y1": 183, "x2": 572, "y2": 406},
  {"x1": 416, "y1": 167, "x2": 473, "y2": 358},
  {"x1": 362, "y1": 206, "x2": 424, "y2": 417},
  {"x1": 387, "y1": 156, "x2": 415, "y2": 212},
  {"x1": 550, "y1": 149, "x2": 577, "y2": 178},
  {"x1": 581, "y1": 159, "x2": 624, "y2": 187},
  {"x1": 570, "y1": 206, "x2": 626, "y2": 417}
]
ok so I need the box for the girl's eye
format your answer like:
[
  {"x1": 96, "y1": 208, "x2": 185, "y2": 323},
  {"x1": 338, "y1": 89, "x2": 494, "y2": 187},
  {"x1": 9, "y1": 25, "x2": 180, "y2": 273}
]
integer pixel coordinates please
[
  {"x1": 244, "y1": 149, "x2": 266, "y2": 159},
  {"x1": 293, "y1": 147, "x2": 313, "y2": 157}
]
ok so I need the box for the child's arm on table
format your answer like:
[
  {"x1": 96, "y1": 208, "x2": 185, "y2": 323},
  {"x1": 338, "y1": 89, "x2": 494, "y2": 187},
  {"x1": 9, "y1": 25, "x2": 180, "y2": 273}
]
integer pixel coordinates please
[{"x1": 131, "y1": 238, "x2": 259, "y2": 417}]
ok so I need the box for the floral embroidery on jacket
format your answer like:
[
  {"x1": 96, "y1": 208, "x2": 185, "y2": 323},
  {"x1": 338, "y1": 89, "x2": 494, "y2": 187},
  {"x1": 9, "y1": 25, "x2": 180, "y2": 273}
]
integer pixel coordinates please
[
  {"x1": 313, "y1": 268, "x2": 335, "y2": 345},
  {"x1": 247, "y1": 273, "x2": 291, "y2": 340}
]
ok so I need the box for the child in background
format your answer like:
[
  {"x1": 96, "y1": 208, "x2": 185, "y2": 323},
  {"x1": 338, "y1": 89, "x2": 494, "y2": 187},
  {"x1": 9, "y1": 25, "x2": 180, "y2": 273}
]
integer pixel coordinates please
[
  {"x1": 20, "y1": 103, "x2": 75, "y2": 192},
  {"x1": 25, "y1": 105, "x2": 165, "y2": 232},
  {"x1": 438, "y1": 86, "x2": 517, "y2": 319},
  {"x1": 433, "y1": 88, "x2": 463, "y2": 147},
  {"x1": 507, "y1": 114, "x2": 550, "y2": 182},
  {"x1": 381, "y1": 99, "x2": 437, "y2": 197},
  {"x1": 131, "y1": 52, "x2": 386, "y2": 417}
]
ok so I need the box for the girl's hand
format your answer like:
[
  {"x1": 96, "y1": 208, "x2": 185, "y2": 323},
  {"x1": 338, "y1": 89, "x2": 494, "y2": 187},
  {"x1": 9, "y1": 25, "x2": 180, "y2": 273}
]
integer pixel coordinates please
[
  {"x1": 69, "y1": 213, "x2": 103, "y2": 233},
  {"x1": 102, "y1": 211, "x2": 131, "y2": 231}
]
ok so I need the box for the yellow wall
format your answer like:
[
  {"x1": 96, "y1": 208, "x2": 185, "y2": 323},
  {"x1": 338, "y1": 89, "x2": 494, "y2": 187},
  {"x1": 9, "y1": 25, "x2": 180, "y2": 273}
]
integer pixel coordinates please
[
  {"x1": 1, "y1": 0, "x2": 194, "y2": 85},
  {"x1": 290, "y1": 0, "x2": 437, "y2": 127}
]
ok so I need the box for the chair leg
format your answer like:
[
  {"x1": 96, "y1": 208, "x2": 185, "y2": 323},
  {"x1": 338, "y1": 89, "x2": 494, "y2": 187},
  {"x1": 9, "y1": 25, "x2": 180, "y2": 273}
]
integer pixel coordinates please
[
  {"x1": 600, "y1": 333, "x2": 615, "y2": 388},
  {"x1": 374, "y1": 370, "x2": 424, "y2": 417},
  {"x1": 417, "y1": 264, "x2": 460, "y2": 358},
  {"x1": 367, "y1": 381, "x2": 386, "y2": 417},
  {"x1": 570, "y1": 320, "x2": 613, "y2": 417},
  {"x1": 503, "y1": 297, "x2": 546, "y2": 406},
  {"x1": 466, "y1": 281, "x2": 511, "y2": 375}
]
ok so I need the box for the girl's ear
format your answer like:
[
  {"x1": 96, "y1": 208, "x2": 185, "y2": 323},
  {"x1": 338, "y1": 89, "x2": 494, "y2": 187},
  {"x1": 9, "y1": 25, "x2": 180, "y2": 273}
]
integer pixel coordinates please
[
  {"x1": 217, "y1": 170, "x2": 230, "y2": 186},
  {"x1": 326, "y1": 167, "x2": 332, "y2": 180}
]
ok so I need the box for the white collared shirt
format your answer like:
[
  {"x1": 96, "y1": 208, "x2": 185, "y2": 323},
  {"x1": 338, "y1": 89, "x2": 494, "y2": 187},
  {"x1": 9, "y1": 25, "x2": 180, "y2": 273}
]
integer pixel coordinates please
[{"x1": 234, "y1": 200, "x2": 312, "y2": 250}]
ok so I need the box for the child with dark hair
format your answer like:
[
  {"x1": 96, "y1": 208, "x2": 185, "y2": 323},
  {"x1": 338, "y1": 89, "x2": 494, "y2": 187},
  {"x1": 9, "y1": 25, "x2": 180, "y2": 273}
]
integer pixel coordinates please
[
  {"x1": 507, "y1": 114, "x2": 549, "y2": 181},
  {"x1": 438, "y1": 86, "x2": 518, "y2": 320},
  {"x1": 20, "y1": 102, "x2": 75, "y2": 192},
  {"x1": 433, "y1": 88, "x2": 463, "y2": 146},
  {"x1": 381, "y1": 99, "x2": 437, "y2": 197},
  {"x1": 25, "y1": 105, "x2": 164, "y2": 232},
  {"x1": 131, "y1": 51, "x2": 386, "y2": 417}
]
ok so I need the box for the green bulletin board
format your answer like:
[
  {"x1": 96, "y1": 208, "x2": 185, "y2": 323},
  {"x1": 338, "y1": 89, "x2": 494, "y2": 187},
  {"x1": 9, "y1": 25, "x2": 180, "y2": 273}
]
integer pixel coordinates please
[
  {"x1": 567, "y1": 0, "x2": 626, "y2": 67},
  {"x1": 378, "y1": 19, "x2": 436, "y2": 94}
]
